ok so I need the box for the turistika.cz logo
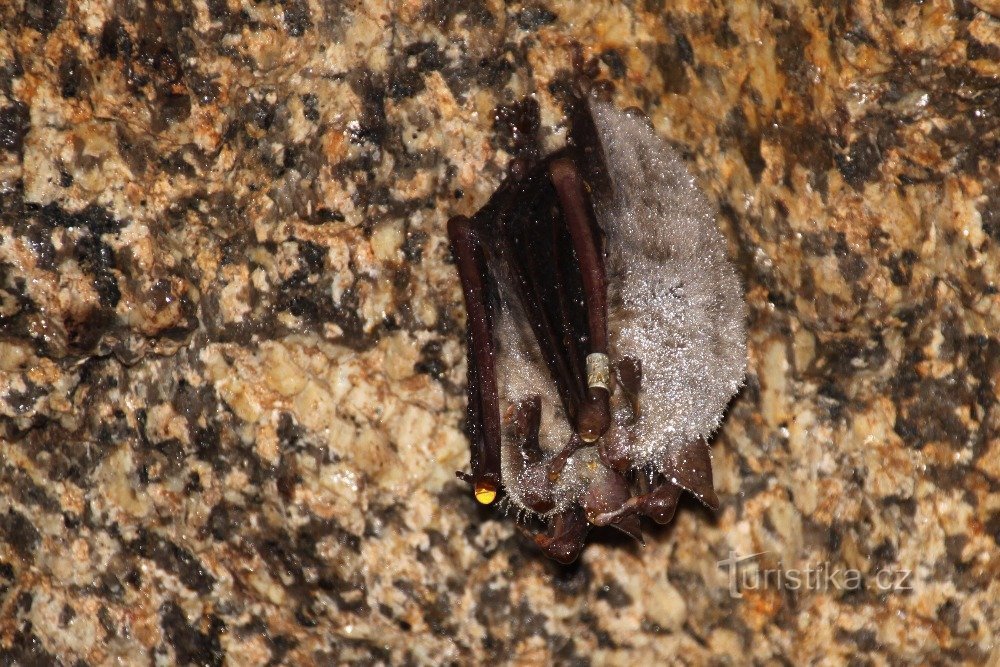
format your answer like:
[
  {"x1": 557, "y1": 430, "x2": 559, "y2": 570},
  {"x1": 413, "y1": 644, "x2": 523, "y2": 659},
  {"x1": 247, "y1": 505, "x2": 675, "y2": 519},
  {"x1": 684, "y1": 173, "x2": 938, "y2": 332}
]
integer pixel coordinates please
[{"x1": 717, "y1": 551, "x2": 913, "y2": 599}]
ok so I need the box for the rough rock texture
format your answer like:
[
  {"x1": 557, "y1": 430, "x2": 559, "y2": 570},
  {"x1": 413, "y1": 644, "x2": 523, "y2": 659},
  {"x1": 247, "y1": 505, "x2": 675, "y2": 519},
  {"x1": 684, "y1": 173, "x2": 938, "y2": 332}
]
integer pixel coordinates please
[{"x1": 0, "y1": 0, "x2": 997, "y2": 664}]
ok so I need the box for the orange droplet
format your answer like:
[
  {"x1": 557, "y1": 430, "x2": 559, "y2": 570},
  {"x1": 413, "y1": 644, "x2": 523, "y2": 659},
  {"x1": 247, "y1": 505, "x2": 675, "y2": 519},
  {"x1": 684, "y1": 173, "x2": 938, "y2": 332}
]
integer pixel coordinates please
[{"x1": 474, "y1": 482, "x2": 496, "y2": 505}]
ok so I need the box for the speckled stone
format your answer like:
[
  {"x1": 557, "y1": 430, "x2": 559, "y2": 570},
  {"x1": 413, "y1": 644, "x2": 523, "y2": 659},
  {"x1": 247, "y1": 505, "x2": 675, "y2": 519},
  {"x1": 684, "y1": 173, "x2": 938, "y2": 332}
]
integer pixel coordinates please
[{"x1": 1, "y1": 1, "x2": 998, "y2": 665}]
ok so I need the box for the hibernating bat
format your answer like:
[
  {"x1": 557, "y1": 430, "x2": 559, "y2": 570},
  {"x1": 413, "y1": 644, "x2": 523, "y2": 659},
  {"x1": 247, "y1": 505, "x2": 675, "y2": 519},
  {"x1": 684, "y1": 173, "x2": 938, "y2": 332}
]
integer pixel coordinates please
[{"x1": 448, "y1": 90, "x2": 747, "y2": 563}]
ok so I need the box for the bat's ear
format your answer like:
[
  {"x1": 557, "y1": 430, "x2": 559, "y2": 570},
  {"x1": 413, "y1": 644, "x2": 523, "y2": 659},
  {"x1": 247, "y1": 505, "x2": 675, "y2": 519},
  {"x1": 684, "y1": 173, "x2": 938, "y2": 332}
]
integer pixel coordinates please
[
  {"x1": 566, "y1": 94, "x2": 613, "y2": 204},
  {"x1": 665, "y1": 440, "x2": 720, "y2": 510},
  {"x1": 567, "y1": 40, "x2": 616, "y2": 100}
]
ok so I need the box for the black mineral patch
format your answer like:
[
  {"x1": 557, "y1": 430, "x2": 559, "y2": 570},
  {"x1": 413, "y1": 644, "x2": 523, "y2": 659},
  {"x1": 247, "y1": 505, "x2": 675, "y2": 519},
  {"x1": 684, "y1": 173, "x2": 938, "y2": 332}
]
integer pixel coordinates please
[
  {"x1": 985, "y1": 512, "x2": 1000, "y2": 547},
  {"x1": 74, "y1": 234, "x2": 115, "y2": 271},
  {"x1": 715, "y1": 16, "x2": 740, "y2": 48},
  {"x1": 0, "y1": 101, "x2": 29, "y2": 153},
  {"x1": 0, "y1": 509, "x2": 40, "y2": 562},
  {"x1": 3, "y1": 629, "x2": 59, "y2": 667},
  {"x1": 426, "y1": 0, "x2": 495, "y2": 29},
  {"x1": 600, "y1": 49, "x2": 627, "y2": 79},
  {"x1": 347, "y1": 70, "x2": 388, "y2": 145},
  {"x1": 516, "y1": 5, "x2": 557, "y2": 30},
  {"x1": 886, "y1": 249, "x2": 918, "y2": 287},
  {"x1": 595, "y1": 580, "x2": 633, "y2": 608},
  {"x1": 23, "y1": 0, "x2": 66, "y2": 34},
  {"x1": 93, "y1": 270, "x2": 121, "y2": 308},
  {"x1": 58, "y1": 47, "x2": 86, "y2": 98},
  {"x1": 836, "y1": 135, "x2": 882, "y2": 189},
  {"x1": 156, "y1": 91, "x2": 192, "y2": 126},
  {"x1": 99, "y1": 18, "x2": 132, "y2": 60},
  {"x1": 298, "y1": 239, "x2": 327, "y2": 273},
  {"x1": 387, "y1": 42, "x2": 445, "y2": 101},
  {"x1": 402, "y1": 230, "x2": 427, "y2": 263},
  {"x1": 6, "y1": 381, "x2": 46, "y2": 415},
  {"x1": 722, "y1": 106, "x2": 765, "y2": 182},
  {"x1": 655, "y1": 38, "x2": 691, "y2": 95},
  {"x1": 281, "y1": 0, "x2": 312, "y2": 36},
  {"x1": 127, "y1": 529, "x2": 216, "y2": 595},
  {"x1": 160, "y1": 602, "x2": 225, "y2": 667},
  {"x1": 493, "y1": 97, "x2": 541, "y2": 160},
  {"x1": 894, "y1": 373, "x2": 970, "y2": 449},
  {"x1": 206, "y1": 501, "x2": 249, "y2": 542},
  {"x1": 33, "y1": 202, "x2": 127, "y2": 235},
  {"x1": 769, "y1": 120, "x2": 834, "y2": 192},
  {"x1": 24, "y1": 223, "x2": 55, "y2": 269},
  {"x1": 980, "y1": 185, "x2": 999, "y2": 243},
  {"x1": 414, "y1": 339, "x2": 445, "y2": 380},
  {"x1": 675, "y1": 33, "x2": 694, "y2": 64},
  {"x1": 206, "y1": 0, "x2": 230, "y2": 22},
  {"x1": 833, "y1": 233, "x2": 868, "y2": 282},
  {"x1": 301, "y1": 92, "x2": 320, "y2": 121},
  {"x1": 773, "y1": 9, "x2": 813, "y2": 97}
]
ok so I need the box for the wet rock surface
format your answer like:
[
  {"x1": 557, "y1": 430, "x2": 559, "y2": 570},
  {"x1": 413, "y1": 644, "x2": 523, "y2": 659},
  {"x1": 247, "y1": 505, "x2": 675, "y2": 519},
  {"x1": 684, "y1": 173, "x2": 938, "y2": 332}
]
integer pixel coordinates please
[{"x1": 0, "y1": 1, "x2": 997, "y2": 663}]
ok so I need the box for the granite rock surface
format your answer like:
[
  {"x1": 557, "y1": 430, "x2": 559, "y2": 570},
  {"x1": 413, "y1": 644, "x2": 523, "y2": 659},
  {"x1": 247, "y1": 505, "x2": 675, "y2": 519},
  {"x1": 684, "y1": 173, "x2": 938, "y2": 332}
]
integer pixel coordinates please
[{"x1": 1, "y1": 0, "x2": 998, "y2": 664}]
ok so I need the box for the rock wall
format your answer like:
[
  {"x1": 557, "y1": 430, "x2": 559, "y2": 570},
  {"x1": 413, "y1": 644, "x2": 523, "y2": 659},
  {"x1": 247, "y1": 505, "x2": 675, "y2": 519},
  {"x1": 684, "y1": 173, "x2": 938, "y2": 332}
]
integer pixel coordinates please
[{"x1": 1, "y1": 0, "x2": 997, "y2": 663}]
